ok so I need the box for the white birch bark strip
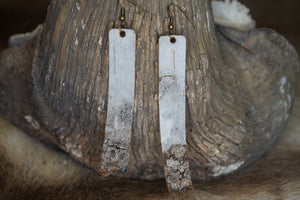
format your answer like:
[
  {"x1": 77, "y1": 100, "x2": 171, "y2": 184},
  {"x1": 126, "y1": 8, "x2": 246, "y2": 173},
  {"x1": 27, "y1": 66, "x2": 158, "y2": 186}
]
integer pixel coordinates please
[
  {"x1": 100, "y1": 29, "x2": 136, "y2": 176},
  {"x1": 159, "y1": 35, "x2": 193, "y2": 191}
]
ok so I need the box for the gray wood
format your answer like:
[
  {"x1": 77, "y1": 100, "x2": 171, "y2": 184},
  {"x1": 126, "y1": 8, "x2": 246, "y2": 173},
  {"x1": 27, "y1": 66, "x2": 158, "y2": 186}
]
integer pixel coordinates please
[
  {"x1": 159, "y1": 35, "x2": 187, "y2": 153},
  {"x1": 0, "y1": 0, "x2": 298, "y2": 189},
  {"x1": 100, "y1": 29, "x2": 136, "y2": 175},
  {"x1": 159, "y1": 35, "x2": 193, "y2": 190}
]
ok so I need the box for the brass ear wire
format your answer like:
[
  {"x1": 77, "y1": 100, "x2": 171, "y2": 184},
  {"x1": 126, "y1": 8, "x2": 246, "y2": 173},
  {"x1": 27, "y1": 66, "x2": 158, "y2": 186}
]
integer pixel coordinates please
[
  {"x1": 167, "y1": 3, "x2": 175, "y2": 35},
  {"x1": 168, "y1": 17, "x2": 174, "y2": 35},
  {"x1": 167, "y1": 3, "x2": 197, "y2": 33},
  {"x1": 120, "y1": 8, "x2": 126, "y2": 28}
]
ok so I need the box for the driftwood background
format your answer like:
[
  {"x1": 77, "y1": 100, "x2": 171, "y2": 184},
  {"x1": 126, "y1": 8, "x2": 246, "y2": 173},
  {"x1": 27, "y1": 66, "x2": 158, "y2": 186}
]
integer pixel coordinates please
[
  {"x1": 1, "y1": 0, "x2": 299, "y2": 52},
  {"x1": 0, "y1": 0, "x2": 300, "y2": 199}
]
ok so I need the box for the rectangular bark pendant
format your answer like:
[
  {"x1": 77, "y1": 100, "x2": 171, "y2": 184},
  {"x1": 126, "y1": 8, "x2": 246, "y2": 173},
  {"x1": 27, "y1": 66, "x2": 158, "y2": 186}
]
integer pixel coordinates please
[
  {"x1": 100, "y1": 29, "x2": 136, "y2": 176},
  {"x1": 159, "y1": 35, "x2": 193, "y2": 191}
]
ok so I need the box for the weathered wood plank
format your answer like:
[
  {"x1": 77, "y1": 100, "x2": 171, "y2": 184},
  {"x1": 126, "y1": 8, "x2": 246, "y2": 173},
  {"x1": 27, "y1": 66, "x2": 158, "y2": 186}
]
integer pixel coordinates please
[
  {"x1": 100, "y1": 29, "x2": 136, "y2": 175},
  {"x1": 159, "y1": 35, "x2": 193, "y2": 190}
]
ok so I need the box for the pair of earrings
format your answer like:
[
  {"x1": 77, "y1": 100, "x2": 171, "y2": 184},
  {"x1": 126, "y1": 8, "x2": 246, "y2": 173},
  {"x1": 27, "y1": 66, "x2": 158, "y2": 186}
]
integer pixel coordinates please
[{"x1": 100, "y1": 8, "x2": 193, "y2": 191}]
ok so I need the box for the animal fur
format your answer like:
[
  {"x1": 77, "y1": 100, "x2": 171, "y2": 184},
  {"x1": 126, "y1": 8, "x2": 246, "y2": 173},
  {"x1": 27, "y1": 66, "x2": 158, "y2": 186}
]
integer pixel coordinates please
[{"x1": 0, "y1": 91, "x2": 300, "y2": 199}]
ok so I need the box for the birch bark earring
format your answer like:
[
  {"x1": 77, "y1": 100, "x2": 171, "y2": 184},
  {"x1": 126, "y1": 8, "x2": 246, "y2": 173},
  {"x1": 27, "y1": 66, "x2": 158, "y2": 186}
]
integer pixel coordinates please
[
  {"x1": 159, "y1": 4, "x2": 194, "y2": 191},
  {"x1": 99, "y1": 8, "x2": 136, "y2": 176}
]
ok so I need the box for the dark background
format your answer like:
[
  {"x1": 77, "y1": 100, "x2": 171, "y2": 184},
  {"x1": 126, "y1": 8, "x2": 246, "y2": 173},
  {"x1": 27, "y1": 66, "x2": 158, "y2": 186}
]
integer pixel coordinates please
[
  {"x1": 0, "y1": 0, "x2": 49, "y2": 49},
  {"x1": 0, "y1": 0, "x2": 299, "y2": 52}
]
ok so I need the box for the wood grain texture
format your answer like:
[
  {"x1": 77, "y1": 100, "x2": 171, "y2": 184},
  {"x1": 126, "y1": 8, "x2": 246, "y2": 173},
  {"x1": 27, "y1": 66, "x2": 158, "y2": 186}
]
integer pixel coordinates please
[
  {"x1": 100, "y1": 29, "x2": 136, "y2": 175},
  {"x1": 1, "y1": 97, "x2": 300, "y2": 199},
  {"x1": 0, "y1": 0, "x2": 299, "y2": 182}
]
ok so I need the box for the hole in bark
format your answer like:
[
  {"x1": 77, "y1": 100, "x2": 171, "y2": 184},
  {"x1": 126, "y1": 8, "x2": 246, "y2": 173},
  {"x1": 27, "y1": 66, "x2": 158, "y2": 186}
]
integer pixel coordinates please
[
  {"x1": 120, "y1": 31, "x2": 126, "y2": 38},
  {"x1": 170, "y1": 37, "x2": 176, "y2": 43}
]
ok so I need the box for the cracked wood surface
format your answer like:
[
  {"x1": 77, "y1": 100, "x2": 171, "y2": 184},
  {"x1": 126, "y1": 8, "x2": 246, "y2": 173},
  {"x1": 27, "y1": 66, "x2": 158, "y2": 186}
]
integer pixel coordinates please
[{"x1": 0, "y1": 0, "x2": 298, "y2": 182}]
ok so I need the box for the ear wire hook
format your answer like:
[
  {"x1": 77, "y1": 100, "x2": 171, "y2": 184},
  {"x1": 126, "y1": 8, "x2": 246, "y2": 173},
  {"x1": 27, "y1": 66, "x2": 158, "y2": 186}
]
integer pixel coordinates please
[
  {"x1": 167, "y1": 3, "x2": 197, "y2": 33},
  {"x1": 120, "y1": 8, "x2": 126, "y2": 29},
  {"x1": 167, "y1": 3, "x2": 175, "y2": 35}
]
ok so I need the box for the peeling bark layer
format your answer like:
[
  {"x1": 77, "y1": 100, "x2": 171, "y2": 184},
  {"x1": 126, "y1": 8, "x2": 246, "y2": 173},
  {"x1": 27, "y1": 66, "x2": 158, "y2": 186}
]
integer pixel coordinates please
[{"x1": 0, "y1": 0, "x2": 299, "y2": 182}]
